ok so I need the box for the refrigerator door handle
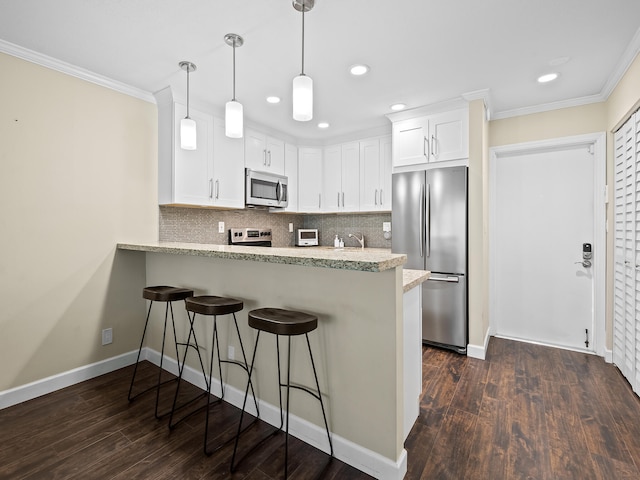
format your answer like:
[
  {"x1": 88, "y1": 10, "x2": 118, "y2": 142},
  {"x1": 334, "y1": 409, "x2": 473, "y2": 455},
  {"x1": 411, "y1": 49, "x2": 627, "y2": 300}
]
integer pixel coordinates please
[
  {"x1": 426, "y1": 183, "x2": 431, "y2": 257},
  {"x1": 420, "y1": 183, "x2": 425, "y2": 258},
  {"x1": 429, "y1": 275, "x2": 460, "y2": 283}
]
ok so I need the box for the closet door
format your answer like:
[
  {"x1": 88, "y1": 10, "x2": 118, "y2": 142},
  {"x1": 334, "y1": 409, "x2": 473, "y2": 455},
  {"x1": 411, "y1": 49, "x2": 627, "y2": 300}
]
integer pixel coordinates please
[
  {"x1": 633, "y1": 113, "x2": 640, "y2": 392},
  {"x1": 614, "y1": 111, "x2": 639, "y2": 393}
]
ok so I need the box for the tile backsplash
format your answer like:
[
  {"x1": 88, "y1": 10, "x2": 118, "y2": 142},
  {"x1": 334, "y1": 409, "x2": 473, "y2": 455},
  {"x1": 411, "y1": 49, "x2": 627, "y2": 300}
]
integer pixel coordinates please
[{"x1": 159, "y1": 206, "x2": 392, "y2": 249}]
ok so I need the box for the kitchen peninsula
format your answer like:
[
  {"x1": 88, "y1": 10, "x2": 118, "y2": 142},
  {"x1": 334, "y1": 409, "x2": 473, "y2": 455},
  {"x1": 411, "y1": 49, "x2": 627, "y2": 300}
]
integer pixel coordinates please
[{"x1": 117, "y1": 241, "x2": 428, "y2": 480}]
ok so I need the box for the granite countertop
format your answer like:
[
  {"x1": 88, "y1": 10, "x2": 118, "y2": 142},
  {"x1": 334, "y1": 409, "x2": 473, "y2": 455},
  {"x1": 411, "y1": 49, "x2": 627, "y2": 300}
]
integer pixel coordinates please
[
  {"x1": 402, "y1": 269, "x2": 431, "y2": 293},
  {"x1": 117, "y1": 241, "x2": 406, "y2": 273}
]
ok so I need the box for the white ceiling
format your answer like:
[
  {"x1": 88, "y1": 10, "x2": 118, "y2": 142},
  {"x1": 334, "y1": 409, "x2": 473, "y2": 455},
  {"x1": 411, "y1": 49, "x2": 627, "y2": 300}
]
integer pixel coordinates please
[{"x1": 1, "y1": 0, "x2": 639, "y2": 143}]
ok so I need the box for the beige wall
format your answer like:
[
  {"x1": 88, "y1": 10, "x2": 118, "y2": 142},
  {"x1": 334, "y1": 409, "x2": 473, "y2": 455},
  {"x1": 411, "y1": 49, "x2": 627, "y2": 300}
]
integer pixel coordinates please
[
  {"x1": 0, "y1": 53, "x2": 158, "y2": 391},
  {"x1": 468, "y1": 100, "x2": 489, "y2": 348},
  {"x1": 484, "y1": 53, "x2": 640, "y2": 353}
]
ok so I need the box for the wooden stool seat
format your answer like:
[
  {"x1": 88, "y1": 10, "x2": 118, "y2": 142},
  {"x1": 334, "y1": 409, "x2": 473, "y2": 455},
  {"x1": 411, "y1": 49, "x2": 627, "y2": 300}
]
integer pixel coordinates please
[
  {"x1": 248, "y1": 308, "x2": 317, "y2": 336},
  {"x1": 143, "y1": 286, "x2": 193, "y2": 303},
  {"x1": 185, "y1": 295, "x2": 243, "y2": 316}
]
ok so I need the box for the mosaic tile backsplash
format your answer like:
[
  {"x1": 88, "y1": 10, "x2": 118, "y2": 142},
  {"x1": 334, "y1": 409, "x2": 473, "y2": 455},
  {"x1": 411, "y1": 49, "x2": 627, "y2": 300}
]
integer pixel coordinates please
[{"x1": 159, "y1": 206, "x2": 392, "y2": 249}]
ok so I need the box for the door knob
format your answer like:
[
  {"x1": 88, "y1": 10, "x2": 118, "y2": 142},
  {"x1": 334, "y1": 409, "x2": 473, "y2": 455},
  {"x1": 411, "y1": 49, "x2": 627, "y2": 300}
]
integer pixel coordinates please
[{"x1": 575, "y1": 260, "x2": 592, "y2": 268}]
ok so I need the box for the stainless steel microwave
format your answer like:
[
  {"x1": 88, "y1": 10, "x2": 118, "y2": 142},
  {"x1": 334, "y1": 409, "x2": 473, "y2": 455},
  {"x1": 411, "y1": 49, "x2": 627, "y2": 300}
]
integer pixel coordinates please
[{"x1": 245, "y1": 169, "x2": 288, "y2": 208}]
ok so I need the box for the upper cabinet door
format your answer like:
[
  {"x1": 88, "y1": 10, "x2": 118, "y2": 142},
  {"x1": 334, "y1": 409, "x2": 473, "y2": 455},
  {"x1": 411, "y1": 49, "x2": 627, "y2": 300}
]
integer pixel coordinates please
[
  {"x1": 341, "y1": 142, "x2": 360, "y2": 211},
  {"x1": 244, "y1": 128, "x2": 285, "y2": 175},
  {"x1": 429, "y1": 109, "x2": 468, "y2": 163},
  {"x1": 212, "y1": 117, "x2": 245, "y2": 209},
  {"x1": 359, "y1": 138, "x2": 381, "y2": 211},
  {"x1": 173, "y1": 103, "x2": 214, "y2": 205},
  {"x1": 298, "y1": 148, "x2": 323, "y2": 212},
  {"x1": 284, "y1": 143, "x2": 298, "y2": 212},
  {"x1": 379, "y1": 135, "x2": 392, "y2": 210},
  {"x1": 322, "y1": 146, "x2": 342, "y2": 212},
  {"x1": 392, "y1": 117, "x2": 429, "y2": 167},
  {"x1": 245, "y1": 128, "x2": 268, "y2": 171}
]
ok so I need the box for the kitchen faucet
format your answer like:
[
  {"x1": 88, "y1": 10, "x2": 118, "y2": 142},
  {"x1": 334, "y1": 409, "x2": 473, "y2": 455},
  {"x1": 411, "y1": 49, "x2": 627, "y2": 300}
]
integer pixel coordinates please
[{"x1": 348, "y1": 233, "x2": 365, "y2": 249}]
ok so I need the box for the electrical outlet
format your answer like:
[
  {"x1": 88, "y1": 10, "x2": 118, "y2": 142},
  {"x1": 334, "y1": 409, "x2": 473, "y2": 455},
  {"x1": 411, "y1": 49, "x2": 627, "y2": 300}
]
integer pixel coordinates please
[
  {"x1": 102, "y1": 328, "x2": 113, "y2": 345},
  {"x1": 218, "y1": 221, "x2": 225, "y2": 233},
  {"x1": 228, "y1": 345, "x2": 235, "y2": 360},
  {"x1": 383, "y1": 222, "x2": 391, "y2": 232},
  {"x1": 289, "y1": 223, "x2": 294, "y2": 233}
]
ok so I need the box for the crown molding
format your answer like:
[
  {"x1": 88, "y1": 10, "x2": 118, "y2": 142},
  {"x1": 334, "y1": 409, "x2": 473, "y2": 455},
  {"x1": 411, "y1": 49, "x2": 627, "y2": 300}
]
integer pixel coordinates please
[
  {"x1": 601, "y1": 25, "x2": 640, "y2": 99},
  {"x1": 0, "y1": 39, "x2": 156, "y2": 104},
  {"x1": 462, "y1": 88, "x2": 492, "y2": 120},
  {"x1": 491, "y1": 93, "x2": 605, "y2": 120}
]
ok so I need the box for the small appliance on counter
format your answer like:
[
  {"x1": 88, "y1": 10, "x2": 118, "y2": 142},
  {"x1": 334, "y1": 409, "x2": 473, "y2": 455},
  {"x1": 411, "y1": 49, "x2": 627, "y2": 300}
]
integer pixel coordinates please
[
  {"x1": 296, "y1": 228, "x2": 319, "y2": 246},
  {"x1": 228, "y1": 228, "x2": 272, "y2": 247}
]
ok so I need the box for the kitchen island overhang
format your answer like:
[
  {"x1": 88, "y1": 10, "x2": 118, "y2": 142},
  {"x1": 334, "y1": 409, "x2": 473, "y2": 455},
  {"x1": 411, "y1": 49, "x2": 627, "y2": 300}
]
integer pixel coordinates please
[{"x1": 117, "y1": 241, "x2": 424, "y2": 480}]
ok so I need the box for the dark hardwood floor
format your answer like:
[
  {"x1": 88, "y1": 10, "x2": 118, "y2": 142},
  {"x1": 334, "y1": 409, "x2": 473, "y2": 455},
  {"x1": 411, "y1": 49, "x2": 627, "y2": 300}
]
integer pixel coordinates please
[{"x1": 2, "y1": 337, "x2": 640, "y2": 479}]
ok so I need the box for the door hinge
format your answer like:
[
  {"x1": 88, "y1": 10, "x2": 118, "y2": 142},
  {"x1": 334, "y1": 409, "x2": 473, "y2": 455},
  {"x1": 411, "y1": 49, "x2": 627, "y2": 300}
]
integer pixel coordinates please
[{"x1": 585, "y1": 329, "x2": 590, "y2": 348}]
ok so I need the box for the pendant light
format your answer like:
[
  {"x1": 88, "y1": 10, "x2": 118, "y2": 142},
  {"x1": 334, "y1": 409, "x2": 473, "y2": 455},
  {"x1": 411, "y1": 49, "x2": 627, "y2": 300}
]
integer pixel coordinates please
[
  {"x1": 224, "y1": 33, "x2": 244, "y2": 138},
  {"x1": 292, "y1": 0, "x2": 314, "y2": 121},
  {"x1": 179, "y1": 61, "x2": 197, "y2": 150}
]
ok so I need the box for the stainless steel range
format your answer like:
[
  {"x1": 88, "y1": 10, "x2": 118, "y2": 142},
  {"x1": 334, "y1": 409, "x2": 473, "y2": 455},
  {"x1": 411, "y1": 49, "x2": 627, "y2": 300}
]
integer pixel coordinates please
[{"x1": 228, "y1": 228, "x2": 272, "y2": 247}]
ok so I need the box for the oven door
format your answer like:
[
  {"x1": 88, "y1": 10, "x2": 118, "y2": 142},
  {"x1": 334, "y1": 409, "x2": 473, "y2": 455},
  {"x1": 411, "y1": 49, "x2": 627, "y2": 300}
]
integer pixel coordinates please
[{"x1": 245, "y1": 169, "x2": 288, "y2": 208}]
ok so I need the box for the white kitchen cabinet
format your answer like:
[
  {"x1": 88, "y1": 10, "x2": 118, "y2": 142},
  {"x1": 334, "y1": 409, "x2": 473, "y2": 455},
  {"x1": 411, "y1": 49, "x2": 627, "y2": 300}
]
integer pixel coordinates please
[
  {"x1": 245, "y1": 128, "x2": 285, "y2": 175},
  {"x1": 156, "y1": 87, "x2": 244, "y2": 208},
  {"x1": 360, "y1": 135, "x2": 392, "y2": 211},
  {"x1": 283, "y1": 143, "x2": 298, "y2": 212},
  {"x1": 392, "y1": 108, "x2": 468, "y2": 167},
  {"x1": 212, "y1": 117, "x2": 245, "y2": 208},
  {"x1": 322, "y1": 142, "x2": 360, "y2": 212},
  {"x1": 297, "y1": 147, "x2": 323, "y2": 212}
]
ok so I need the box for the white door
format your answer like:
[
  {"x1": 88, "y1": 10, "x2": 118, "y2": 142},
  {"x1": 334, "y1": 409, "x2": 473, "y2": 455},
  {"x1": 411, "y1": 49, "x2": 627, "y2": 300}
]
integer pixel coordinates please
[{"x1": 491, "y1": 138, "x2": 604, "y2": 352}]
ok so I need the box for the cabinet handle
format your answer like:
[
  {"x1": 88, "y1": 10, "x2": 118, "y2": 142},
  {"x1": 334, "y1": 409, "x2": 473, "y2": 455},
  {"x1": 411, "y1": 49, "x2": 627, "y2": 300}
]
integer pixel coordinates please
[
  {"x1": 380, "y1": 190, "x2": 384, "y2": 205},
  {"x1": 423, "y1": 136, "x2": 428, "y2": 159},
  {"x1": 342, "y1": 192, "x2": 345, "y2": 207},
  {"x1": 268, "y1": 150, "x2": 272, "y2": 166},
  {"x1": 209, "y1": 179, "x2": 213, "y2": 199},
  {"x1": 215, "y1": 180, "x2": 220, "y2": 199},
  {"x1": 431, "y1": 135, "x2": 437, "y2": 157},
  {"x1": 375, "y1": 189, "x2": 378, "y2": 205},
  {"x1": 337, "y1": 192, "x2": 340, "y2": 207},
  {"x1": 263, "y1": 149, "x2": 267, "y2": 166}
]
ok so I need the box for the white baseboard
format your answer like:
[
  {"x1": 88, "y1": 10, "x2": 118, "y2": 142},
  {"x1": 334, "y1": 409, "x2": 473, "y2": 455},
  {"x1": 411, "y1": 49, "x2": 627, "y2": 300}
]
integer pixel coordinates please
[
  {"x1": 467, "y1": 328, "x2": 492, "y2": 360},
  {"x1": 0, "y1": 350, "x2": 139, "y2": 410},
  {"x1": 604, "y1": 347, "x2": 613, "y2": 364},
  {"x1": 0, "y1": 347, "x2": 406, "y2": 480}
]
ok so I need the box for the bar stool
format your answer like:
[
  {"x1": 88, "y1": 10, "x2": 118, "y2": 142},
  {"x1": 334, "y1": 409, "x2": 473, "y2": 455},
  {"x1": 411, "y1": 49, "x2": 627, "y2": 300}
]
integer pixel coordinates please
[
  {"x1": 231, "y1": 307, "x2": 333, "y2": 479},
  {"x1": 168, "y1": 295, "x2": 259, "y2": 456},
  {"x1": 128, "y1": 285, "x2": 194, "y2": 419}
]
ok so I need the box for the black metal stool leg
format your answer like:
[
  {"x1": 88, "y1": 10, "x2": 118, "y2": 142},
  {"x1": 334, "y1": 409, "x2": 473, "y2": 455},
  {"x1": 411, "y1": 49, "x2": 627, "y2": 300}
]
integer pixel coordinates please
[
  {"x1": 285, "y1": 335, "x2": 292, "y2": 479},
  {"x1": 153, "y1": 302, "x2": 171, "y2": 419},
  {"x1": 305, "y1": 333, "x2": 333, "y2": 456},
  {"x1": 128, "y1": 300, "x2": 153, "y2": 401},
  {"x1": 168, "y1": 310, "x2": 209, "y2": 429},
  {"x1": 233, "y1": 313, "x2": 260, "y2": 417}
]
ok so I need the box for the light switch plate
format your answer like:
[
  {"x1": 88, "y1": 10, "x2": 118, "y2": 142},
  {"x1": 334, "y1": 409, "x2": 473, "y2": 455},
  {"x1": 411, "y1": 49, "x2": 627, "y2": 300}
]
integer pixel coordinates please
[
  {"x1": 289, "y1": 223, "x2": 294, "y2": 233},
  {"x1": 218, "y1": 221, "x2": 225, "y2": 233}
]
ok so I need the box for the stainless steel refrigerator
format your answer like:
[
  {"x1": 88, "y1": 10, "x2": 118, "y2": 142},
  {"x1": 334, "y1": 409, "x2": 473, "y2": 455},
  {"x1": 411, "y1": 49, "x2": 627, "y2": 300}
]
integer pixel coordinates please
[{"x1": 392, "y1": 167, "x2": 468, "y2": 353}]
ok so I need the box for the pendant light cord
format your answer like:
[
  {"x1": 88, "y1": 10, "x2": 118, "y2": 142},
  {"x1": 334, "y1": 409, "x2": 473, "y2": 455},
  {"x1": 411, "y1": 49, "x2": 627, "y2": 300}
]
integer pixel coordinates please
[
  {"x1": 232, "y1": 39, "x2": 237, "y2": 101},
  {"x1": 186, "y1": 65, "x2": 191, "y2": 119}
]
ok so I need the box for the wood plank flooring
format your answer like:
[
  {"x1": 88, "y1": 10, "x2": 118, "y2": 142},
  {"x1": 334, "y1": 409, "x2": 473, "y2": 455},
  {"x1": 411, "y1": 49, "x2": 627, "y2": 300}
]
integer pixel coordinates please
[
  {"x1": 2, "y1": 337, "x2": 640, "y2": 479},
  {"x1": 407, "y1": 337, "x2": 640, "y2": 479}
]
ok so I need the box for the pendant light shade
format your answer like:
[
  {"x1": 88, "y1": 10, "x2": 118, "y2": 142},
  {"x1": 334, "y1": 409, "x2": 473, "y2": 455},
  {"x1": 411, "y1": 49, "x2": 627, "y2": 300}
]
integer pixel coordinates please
[
  {"x1": 292, "y1": 0, "x2": 314, "y2": 122},
  {"x1": 224, "y1": 33, "x2": 244, "y2": 138},
  {"x1": 179, "y1": 61, "x2": 197, "y2": 150},
  {"x1": 180, "y1": 117, "x2": 197, "y2": 150},
  {"x1": 225, "y1": 100, "x2": 243, "y2": 138},
  {"x1": 292, "y1": 74, "x2": 313, "y2": 121}
]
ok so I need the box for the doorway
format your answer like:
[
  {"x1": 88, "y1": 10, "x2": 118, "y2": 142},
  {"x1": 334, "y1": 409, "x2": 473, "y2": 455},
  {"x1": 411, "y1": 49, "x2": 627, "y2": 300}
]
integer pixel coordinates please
[{"x1": 489, "y1": 133, "x2": 606, "y2": 355}]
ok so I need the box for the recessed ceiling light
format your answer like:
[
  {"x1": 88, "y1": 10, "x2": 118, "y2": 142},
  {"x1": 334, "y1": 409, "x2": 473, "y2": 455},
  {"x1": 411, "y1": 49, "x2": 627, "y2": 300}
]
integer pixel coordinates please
[
  {"x1": 537, "y1": 73, "x2": 559, "y2": 83},
  {"x1": 266, "y1": 96, "x2": 281, "y2": 104},
  {"x1": 349, "y1": 64, "x2": 369, "y2": 76},
  {"x1": 318, "y1": 122, "x2": 330, "y2": 129},
  {"x1": 390, "y1": 103, "x2": 407, "y2": 111}
]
